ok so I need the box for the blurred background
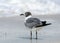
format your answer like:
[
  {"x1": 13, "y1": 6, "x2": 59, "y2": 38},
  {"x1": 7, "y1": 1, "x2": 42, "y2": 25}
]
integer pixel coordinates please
[{"x1": 0, "y1": 0, "x2": 60, "y2": 17}]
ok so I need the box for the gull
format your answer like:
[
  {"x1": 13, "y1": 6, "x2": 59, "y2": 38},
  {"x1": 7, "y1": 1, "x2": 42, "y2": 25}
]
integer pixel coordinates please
[{"x1": 20, "y1": 12, "x2": 51, "y2": 39}]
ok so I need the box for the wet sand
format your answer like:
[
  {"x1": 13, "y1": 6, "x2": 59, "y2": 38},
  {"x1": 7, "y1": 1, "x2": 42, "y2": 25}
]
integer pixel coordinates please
[{"x1": 0, "y1": 14, "x2": 60, "y2": 43}]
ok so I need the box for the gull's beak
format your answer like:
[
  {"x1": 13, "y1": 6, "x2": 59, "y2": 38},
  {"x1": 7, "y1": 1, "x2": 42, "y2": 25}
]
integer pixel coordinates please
[{"x1": 20, "y1": 14, "x2": 24, "y2": 16}]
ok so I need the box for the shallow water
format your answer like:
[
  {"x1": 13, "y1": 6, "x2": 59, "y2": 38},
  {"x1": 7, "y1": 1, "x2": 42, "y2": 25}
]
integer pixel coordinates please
[{"x1": 0, "y1": 15, "x2": 60, "y2": 43}]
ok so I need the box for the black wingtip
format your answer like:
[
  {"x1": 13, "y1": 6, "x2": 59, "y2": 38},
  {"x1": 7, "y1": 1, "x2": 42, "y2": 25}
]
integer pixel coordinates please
[
  {"x1": 43, "y1": 23, "x2": 52, "y2": 26},
  {"x1": 35, "y1": 23, "x2": 52, "y2": 28}
]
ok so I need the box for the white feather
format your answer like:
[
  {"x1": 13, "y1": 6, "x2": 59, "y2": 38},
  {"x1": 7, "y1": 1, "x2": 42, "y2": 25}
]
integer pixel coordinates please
[{"x1": 24, "y1": 15, "x2": 32, "y2": 22}]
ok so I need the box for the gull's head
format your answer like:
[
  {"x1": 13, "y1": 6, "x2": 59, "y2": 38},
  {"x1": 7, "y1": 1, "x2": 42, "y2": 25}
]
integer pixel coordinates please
[
  {"x1": 20, "y1": 12, "x2": 32, "y2": 22},
  {"x1": 25, "y1": 12, "x2": 32, "y2": 17},
  {"x1": 20, "y1": 12, "x2": 32, "y2": 17}
]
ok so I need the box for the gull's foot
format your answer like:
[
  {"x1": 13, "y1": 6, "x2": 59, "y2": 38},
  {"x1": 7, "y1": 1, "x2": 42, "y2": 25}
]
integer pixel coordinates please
[
  {"x1": 35, "y1": 38, "x2": 38, "y2": 40},
  {"x1": 30, "y1": 38, "x2": 32, "y2": 40}
]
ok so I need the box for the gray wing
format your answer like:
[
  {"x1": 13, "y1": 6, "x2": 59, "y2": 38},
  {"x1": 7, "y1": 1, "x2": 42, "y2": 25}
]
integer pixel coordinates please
[{"x1": 25, "y1": 18, "x2": 41, "y2": 28}]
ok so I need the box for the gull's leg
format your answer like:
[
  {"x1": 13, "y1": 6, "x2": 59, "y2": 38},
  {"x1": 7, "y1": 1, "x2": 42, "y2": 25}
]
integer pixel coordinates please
[
  {"x1": 30, "y1": 30, "x2": 32, "y2": 39},
  {"x1": 36, "y1": 30, "x2": 37, "y2": 39}
]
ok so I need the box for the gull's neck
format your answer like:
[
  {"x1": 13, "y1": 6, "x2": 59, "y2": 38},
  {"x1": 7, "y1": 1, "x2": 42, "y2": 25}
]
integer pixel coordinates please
[
  {"x1": 25, "y1": 15, "x2": 32, "y2": 20},
  {"x1": 24, "y1": 15, "x2": 32, "y2": 22}
]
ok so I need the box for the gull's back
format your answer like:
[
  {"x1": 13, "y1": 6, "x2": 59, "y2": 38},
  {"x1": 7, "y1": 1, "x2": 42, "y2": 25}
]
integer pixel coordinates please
[{"x1": 25, "y1": 17, "x2": 41, "y2": 28}]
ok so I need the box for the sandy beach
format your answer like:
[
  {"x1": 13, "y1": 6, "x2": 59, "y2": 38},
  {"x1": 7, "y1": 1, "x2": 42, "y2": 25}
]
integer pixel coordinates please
[{"x1": 0, "y1": 14, "x2": 60, "y2": 43}]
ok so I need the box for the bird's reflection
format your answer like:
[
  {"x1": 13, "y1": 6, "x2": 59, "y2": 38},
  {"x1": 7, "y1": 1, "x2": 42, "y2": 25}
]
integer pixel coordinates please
[{"x1": 30, "y1": 39, "x2": 37, "y2": 43}]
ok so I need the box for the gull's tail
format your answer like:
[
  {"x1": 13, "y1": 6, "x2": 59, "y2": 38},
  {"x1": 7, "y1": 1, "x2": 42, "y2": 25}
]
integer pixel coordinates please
[
  {"x1": 35, "y1": 21, "x2": 51, "y2": 28},
  {"x1": 41, "y1": 21, "x2": 51, "y2": 26}
]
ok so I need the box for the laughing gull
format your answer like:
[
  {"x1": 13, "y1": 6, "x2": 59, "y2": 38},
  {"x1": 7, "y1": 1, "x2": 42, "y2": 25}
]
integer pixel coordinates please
[{"x1": 20, "y1": 12, "x2": 51, "y2": 39}]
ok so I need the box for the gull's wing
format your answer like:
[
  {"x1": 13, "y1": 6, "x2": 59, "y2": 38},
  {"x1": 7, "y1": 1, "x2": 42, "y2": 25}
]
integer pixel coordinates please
[{"x1": 25, "y1": 18, "x2": 41, "y2": 28}]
